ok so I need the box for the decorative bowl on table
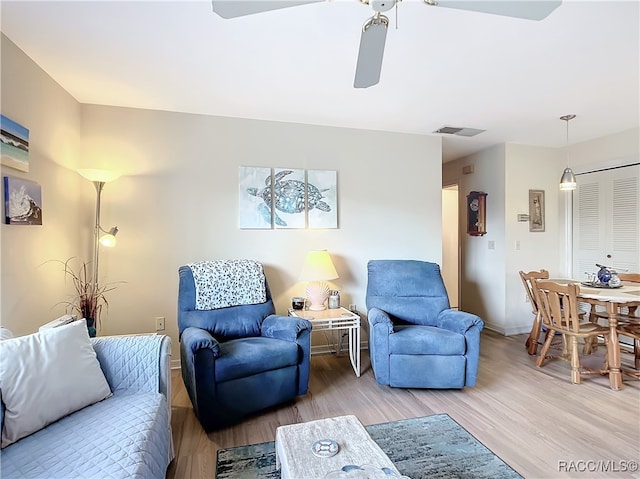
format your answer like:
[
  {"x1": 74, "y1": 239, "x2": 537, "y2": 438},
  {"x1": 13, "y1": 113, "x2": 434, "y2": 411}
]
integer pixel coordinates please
[
  {"x1": 324, "y1": 464, "x2": 411, "y2": 479},
  {"x1": 581, "y1": 281, "x2": 623, "y2": 289}
]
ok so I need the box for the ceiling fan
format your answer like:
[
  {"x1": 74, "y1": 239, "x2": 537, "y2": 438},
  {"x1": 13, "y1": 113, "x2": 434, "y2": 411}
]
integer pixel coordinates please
[{"x1": 211, "y1": 0, "x2": 562, "y2": 88}]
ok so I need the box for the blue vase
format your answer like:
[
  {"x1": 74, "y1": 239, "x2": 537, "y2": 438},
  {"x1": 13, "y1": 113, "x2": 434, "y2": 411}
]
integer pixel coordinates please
[
  {"x1": 597, "y1": 266, "x2": 611, "y2": 284},
  {"x1": 86, "y1": 318, "x2": 97, "y2": 338}
]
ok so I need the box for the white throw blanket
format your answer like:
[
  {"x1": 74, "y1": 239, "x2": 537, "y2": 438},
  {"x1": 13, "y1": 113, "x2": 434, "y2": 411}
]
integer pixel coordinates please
[{"x1": 188, "y1": 260, "x2": 267, "y2": 310}]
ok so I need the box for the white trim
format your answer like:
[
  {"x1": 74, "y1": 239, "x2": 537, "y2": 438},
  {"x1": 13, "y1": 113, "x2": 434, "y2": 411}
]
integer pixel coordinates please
[{"x1": 484, "y1": 323, "x2": 532, "y2": 336}]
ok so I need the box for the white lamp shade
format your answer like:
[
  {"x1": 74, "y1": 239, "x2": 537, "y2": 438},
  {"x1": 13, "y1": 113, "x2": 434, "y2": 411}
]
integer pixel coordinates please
[
  {"x1": 99, "y1": 233, "x2": 117, "y2": 247},
  {"x1": 78, "y1": 169, "x2": 121, "y2": 183},
  {"x1": 559, "y1": 167, "x2": 577, "y2": 191},
  {"x1": 299, "y1": 250, "x2": 339, "y2": 281},
  {"x1": 99, "y1": 226, "x2": 118, "y2": 247}
]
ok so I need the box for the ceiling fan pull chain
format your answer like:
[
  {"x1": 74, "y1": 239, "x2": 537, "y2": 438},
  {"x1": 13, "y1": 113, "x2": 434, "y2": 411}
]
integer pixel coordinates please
[{"x1": 395, "y1": 0, "x2": 398, "y2": 29}]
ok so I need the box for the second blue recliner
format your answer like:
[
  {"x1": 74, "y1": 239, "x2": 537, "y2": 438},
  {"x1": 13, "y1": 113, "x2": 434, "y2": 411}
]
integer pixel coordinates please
[{"x1": 366, "y1": 259, "x2": 484, "y2": 389}]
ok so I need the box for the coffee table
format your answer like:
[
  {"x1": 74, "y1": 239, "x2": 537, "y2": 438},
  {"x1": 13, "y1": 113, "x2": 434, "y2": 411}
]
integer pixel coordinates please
[{"x1": 275, "y1": 415, "x2": 400, "y2": 479}]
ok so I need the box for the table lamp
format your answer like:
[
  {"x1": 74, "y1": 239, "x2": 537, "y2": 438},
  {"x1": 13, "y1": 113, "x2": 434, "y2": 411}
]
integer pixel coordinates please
[{"x1": 299, "y1": 250, "x2": 339, "y2": 311}]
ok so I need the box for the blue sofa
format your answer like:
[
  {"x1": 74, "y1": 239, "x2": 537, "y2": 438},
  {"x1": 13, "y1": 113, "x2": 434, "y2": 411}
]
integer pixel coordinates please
[
  {"x1": 366, "y1": 260, "x2": 484, "y2": 389},
  {"x1": 178, "y1": 261, "x2": 312, "y2": 431},
  {"x1": 1, "y1": 334, "x2": 174, "y2": 479}
]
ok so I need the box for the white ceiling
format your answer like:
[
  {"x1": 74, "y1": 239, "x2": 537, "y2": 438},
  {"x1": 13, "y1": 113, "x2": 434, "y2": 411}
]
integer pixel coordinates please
[{"x1": 1, "y1": 0, "x2": 638, "y2": 162}]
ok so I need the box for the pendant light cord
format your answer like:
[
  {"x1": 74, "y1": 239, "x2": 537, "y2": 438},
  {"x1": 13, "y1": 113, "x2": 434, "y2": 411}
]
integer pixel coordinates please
[{"x1": 559, "y1": 114, "x2": 577, "y2": 191}]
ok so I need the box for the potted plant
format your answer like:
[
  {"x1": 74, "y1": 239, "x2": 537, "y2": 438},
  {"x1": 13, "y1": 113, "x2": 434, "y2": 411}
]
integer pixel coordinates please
[{"x1": 55, "y1": 257, "x2": 120, "y2": 337}]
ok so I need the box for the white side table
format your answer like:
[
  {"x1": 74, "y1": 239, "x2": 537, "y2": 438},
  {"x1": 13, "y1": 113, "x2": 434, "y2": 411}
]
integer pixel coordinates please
[{"x1": 288, "y1": 306, "x2": 361, "y2": 377}]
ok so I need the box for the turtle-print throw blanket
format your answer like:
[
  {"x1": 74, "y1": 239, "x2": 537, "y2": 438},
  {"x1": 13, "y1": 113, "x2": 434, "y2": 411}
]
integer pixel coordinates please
[{"x1": 188, "y1": 260, "x2": 267, "y2": 310}]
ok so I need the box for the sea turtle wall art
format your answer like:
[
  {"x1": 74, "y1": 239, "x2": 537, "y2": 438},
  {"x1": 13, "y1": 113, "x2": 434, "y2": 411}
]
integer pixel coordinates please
[
  {"x1": 307, "y1": 169, "x2": 337, "y2": 228},
  {"x1": 238, "y1": 166, "x2": 272, "y2": 229},
  {"x1": 238, "y1": 167, "x2": 337, "y2": 229}
]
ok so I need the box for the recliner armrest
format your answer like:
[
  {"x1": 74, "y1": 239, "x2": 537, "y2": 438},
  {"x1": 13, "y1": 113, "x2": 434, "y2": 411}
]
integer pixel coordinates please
[
  {"x1": 262, "y1": 315, "x2": 312, "y2": 342},
  {"x1": 437, "y1": 309, "x2": 484, "y2": 335},
  {"x1": 367, "y1": 308, "x2": 395, "y2": 333},
  {"x1": 180, "y1": 326, "x2": 220, "y2": 357}
]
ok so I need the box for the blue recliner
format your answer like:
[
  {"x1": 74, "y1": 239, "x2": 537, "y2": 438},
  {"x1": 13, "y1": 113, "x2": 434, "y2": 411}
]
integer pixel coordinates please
[
  {"x1": 366, "y1": 260, "x2": 484, "y2": 389},
  {"x1": 178, "y1": 260, "x2": 312, "y2": 431}
]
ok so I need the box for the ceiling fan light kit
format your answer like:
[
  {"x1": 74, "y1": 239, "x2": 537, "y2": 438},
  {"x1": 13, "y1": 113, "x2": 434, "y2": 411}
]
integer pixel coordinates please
[{"x1": 211, "y1": 0, "x2": 563, "y2": 88}]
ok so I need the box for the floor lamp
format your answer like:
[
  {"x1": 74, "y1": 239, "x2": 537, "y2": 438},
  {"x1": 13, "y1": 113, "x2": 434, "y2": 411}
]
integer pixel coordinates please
[{"x1": 78, "y1": 169, "x2": 120, "y2": 333}]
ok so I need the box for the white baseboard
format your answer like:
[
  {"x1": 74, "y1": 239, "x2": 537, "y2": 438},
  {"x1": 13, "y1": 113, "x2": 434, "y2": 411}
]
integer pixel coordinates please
[{"x1": 484, "y1": 323, "x2": 532, "y2": 336}]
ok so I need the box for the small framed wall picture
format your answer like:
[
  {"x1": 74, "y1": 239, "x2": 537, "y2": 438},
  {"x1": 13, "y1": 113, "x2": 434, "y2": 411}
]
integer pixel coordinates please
[
  {"x1": 1, "y1": 115, "x2": 29, "y2": 172},
  {"x1": 4, "y1": 176, "x2": 43, "y2": 225},
  {"x1": 529, "y1": 189, "x2": 545, "y2": 232}
]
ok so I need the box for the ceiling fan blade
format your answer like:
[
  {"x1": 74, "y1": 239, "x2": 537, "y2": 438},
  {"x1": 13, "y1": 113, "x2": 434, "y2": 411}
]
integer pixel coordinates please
[
  {"x1": 354, "y1": 15, "x2": 389, "y2": 89},
  {"x1": 212, "y1": 0, "x2": 322, "y2": 19},
  {"x1": 433, "y1": 0, "x2": 562, "y2": 21}
]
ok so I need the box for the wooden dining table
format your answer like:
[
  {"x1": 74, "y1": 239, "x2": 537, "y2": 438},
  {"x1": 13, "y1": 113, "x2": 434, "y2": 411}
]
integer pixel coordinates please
[{"x1": 541, "y1": 279, "x2": 640, "y2": 390}]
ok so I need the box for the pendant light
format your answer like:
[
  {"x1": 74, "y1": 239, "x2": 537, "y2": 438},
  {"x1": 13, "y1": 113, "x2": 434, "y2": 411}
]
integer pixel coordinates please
[{"x1": 559, "y1": 114, "x2": 577, "y2": 191}]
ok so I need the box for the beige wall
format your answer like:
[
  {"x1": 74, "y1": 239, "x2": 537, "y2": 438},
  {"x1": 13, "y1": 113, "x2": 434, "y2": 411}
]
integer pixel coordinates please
[
  {"x1": 78, "y1": 105, "x2": 443, "y2": 357},
  {"x1": 1, "y1": 34, "x2": 87, "y2": 336},
  {"x1": 4, "y1": 31, "x2": 637, "y2": 356},
  {"x1": 1, "y1": 35, "x2": 444, "y2": 357},
  {"x1": 444, "y1": 145, "x2": 507, "y2": 332}
]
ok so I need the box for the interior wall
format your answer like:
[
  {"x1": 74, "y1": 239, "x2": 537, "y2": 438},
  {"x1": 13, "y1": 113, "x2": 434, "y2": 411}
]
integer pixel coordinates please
[
  {"x1": 569, "y1": 127, "x2": 639, "y2": 173},
  {"x1": 443, "y1": 145, "x2": 506, "y2": 331},
  {"x1": 504, "y1": 143, "x2": 562, "y2": 335},
  {"x1": 0, "y1": 34, "x2": 87, "y2": 336},
  {"x1": 78, "y1": 104, "x2": 443, "y2": 357}
]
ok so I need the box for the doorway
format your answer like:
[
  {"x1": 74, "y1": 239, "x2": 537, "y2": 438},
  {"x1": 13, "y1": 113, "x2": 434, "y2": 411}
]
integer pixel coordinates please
[{"x1": 442, "y1": 184, "x2": 459, "y2": 309}]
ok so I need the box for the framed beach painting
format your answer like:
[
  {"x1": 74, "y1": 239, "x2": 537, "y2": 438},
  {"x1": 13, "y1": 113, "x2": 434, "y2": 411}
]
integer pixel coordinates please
[
  {"x1": 1, "y1": 115, "x2": 29, "y2": 172},
  {"x1": 4, "y1": 176, "x2": 42, "y2": 225},
  {"x1": 307, "y1": 169, "x2": 337, "y2": 229}
]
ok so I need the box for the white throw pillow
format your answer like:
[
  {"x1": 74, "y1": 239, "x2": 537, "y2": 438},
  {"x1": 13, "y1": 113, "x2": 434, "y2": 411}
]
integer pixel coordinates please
[
  {"x1": 0, "y1": 319, "x2": 112, "y2": 448},
  {"x1": 0, "y1": 327, "x2": 14, "y2": 340}
]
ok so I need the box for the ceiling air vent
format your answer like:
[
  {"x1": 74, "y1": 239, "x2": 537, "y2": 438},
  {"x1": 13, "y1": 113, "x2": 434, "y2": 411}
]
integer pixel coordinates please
[
  {"x1": 433, "y1": 126, "x2": 486, "y2": 137},
  {"x1": 434, "y1": 126, "x2": 463, "y2": 135}
]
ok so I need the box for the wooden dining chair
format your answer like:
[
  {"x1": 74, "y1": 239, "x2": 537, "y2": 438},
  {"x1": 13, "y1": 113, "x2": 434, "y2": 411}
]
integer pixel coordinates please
[
  {"x1": 520, "y1": 269, "x2": 550, "y2": 355},
  {"x1": 613, "y1": 273, "x2": 640, "y2": 374},
  {"x1": 520, "y1": 269, "x2": 577, "y2": 356},
  {"x1": 533, "y1": 280, "x2": 610, "y2": 384}
]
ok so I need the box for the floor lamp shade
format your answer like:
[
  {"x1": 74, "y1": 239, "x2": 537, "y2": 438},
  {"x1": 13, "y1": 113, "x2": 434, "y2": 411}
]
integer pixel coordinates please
[
  {"x1": 299, "y1": 250, "x2": 339, "y2": 311},
  {"x1": 78, "y1": 169, "x2": 121, "y2": 183}
]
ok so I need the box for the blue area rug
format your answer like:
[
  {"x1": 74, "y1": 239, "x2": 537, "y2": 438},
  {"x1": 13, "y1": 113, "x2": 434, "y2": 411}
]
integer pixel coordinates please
[{"x1": 215, "y1": 414, "x2": 522, "y2": 478}]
